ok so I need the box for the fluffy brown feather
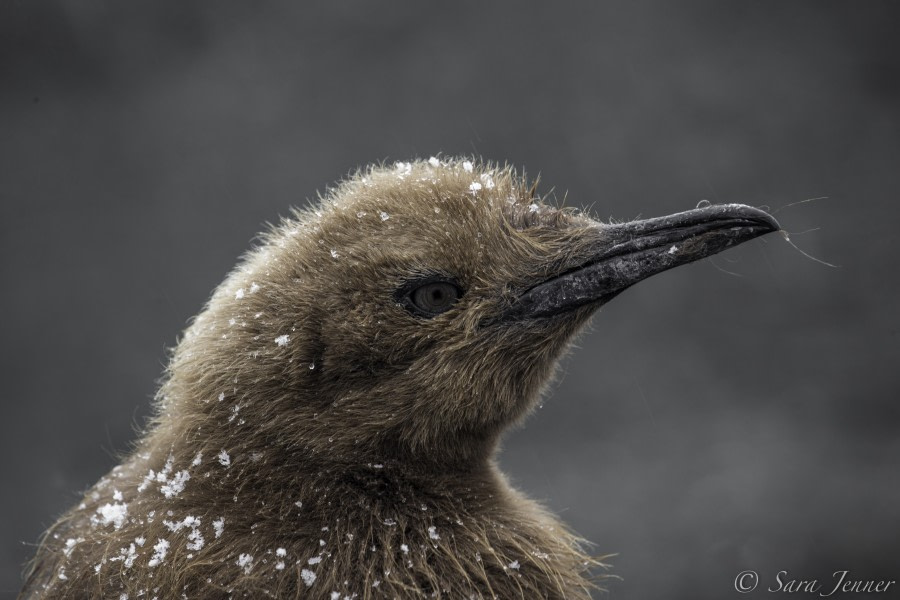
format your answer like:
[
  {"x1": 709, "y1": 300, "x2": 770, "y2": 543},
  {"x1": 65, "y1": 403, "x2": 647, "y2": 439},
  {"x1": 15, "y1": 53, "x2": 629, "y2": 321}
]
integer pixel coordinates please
[{"x1": 22, "y1": 158, "x2": 611, "y2": 599}]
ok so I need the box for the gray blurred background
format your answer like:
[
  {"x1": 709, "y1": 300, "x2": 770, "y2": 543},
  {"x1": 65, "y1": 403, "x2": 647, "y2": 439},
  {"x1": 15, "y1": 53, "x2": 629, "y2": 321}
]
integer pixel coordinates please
[{"x1": 1, "y1": 1, "x2": 898, "y2": 598}]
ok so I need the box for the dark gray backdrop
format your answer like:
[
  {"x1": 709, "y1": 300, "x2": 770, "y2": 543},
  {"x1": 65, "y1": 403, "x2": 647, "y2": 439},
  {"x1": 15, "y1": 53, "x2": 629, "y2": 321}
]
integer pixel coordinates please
[{"x1": 2, "y1": 2, "x2": 898, "y2": 598}]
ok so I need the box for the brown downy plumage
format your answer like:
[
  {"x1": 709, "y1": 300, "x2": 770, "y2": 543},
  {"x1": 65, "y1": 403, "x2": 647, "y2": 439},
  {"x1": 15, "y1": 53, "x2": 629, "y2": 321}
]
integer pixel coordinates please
[{"x1": 22, "y1": 158, "x2": 778, "y2": 599}]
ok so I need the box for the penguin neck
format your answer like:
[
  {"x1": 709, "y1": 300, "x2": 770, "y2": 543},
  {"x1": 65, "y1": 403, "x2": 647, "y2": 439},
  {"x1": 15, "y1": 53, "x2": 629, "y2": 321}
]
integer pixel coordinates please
[{"x1": 140, "y1": 414, "x2": 504, "y2": 493}]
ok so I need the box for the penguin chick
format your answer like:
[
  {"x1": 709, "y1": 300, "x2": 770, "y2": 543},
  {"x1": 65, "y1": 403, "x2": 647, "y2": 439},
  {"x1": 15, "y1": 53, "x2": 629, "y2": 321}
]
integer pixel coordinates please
[{"x1": 22, "y1": 158, "x2": 778, "y2": 599}]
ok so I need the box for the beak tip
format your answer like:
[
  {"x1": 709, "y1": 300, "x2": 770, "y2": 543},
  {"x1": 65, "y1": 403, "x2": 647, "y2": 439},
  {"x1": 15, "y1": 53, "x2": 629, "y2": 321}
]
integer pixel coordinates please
[{"x1": 721, "y1": 203, "x2": 780, "y2": 233}]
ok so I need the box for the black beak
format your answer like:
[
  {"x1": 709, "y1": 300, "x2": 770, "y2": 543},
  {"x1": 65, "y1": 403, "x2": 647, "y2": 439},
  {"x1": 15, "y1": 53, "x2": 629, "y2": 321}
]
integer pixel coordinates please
[{"x1": 505, "y1": 204, "x2": 779, "y2": 320}]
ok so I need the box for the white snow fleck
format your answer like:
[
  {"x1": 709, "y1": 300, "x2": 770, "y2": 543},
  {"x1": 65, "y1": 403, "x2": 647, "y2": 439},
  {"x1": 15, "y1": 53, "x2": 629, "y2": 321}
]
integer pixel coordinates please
[
  {"x1": 160, "y1": 470, "x2": 190, "y2": 499},
  {"x1": 508, "y1": 560, "x2": 520, "y2": 570},
  {"x1": 275, "y1": 561, "x2": 285, "y2": 570},
  {"x1": 191, "y1": 452, "x2": 203, "y2": 467},
  {"x1": 213, "y1": 517, "x2": 225, "y2": 538},
  {"x1": 249, "y1": 282, "x2": 260, "y2": 294},
  {"x1": 218, "y1": 392, "x2": 225, "y2": 402},
  {"x1": 112, "y1": 543, "x2": 138, "y2": 569},
  {"x1": 400, "y1": 544, "x2": 409, "y2": 554},
  {"x1": 137, "y1": 470, "x2": 155, "y2": 493},
  {"x1": 294, "y1": 501, "x2": 303, "y2": 508},
  {"x1": 330, "y1": 249, "x2": 339, "y2": 259},
  {"x1": 330, "y1": 592, "x2": 340, "y2": 600},
  {"x1": 428, "y1": 526, "x2": 440, "y2": 540},
  {"x1": 57, "y1": 567, "x2": 67, "y2": 581},
  {"x1": 372, "y1": 464, "x2": 383, "y2": 469},
  {"x1": 274, "y1": 334, "x2": 290, "y2": 347},
  {"x1": 148, "y1": 539, "x2": 169, "y2": 567},
  {"x1": 480, "y1": 173, "x2": 495, "y2": 189},
  {"x1": 112, "y1": 489, "x2": 123, "y2": 501},
  {"x1": 96, "y1": 502, "x2": 128, "y2": 530},
  {"x1": 394, "y1": 161, "x2": 412, "y2": 176},
  {"x1": 462, "y1": 161, "x2": 474, "y2": 172},
  {"x1": 372, "y1": 580, "x2": 381, "y2": 587},
  {"x1": 156, "y1": 455, "x2": 174, "y2": 482},
  {"x1": 237, "y1": 553, "x2": 254, "y2": 574},
  {"x1": 469, "y1": 182, "x2": 482, "y2": 192},
  {"x1": 528, "y1": 203, "x2": 539, "y2": 213},
  {"x1": 276, "y1": 547, "x2": 287, "y2": 557},
  {"x1": 667, "y1": 245, "x2": 678, "y2": 255},
  {"x1": 428, "y1": 156, "x2": 440, "y2": 167},
  {"x1": 63, "y1": 538, "x2": 79, "y2": 557},
  {"x1": 162, "y1": 519, "x2": 182, "y2": 532},
  {"x1": 308, "y1": 556, "x2": 322, "y2": 565},
  {"x1": 300, "y1": 568, "x2": 317, "y2": 587},
  {"x1": 228, "y1": 318, "x2": 236, "y2": 326},
  {"x1": 379, "y1": 211, "x2": 390, "y2": 221},
  {"x1": 217, "y1": 450, "x2": 231, "y2": 467},
  {"x1": 119, "y1": 594, "x2": 128, "y2": 600},
  {"x1": 186, "y1": 524, "x2": 205, "y2": 552},
  {"x1": 235, "y1": 288, "x2": 245, "y2": 300},
  {"x1": 135, "y1": 536, "x2": 146, "y2": 547},
  {"x1": 383, "y1": 518, "x2": 397, "y2": 526}
]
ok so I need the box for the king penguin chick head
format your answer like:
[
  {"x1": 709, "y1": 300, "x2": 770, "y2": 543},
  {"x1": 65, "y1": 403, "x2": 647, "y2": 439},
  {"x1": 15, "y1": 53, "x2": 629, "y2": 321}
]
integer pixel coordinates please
[{"x1": 23, "y1": 158, "x2": 778, "y2": 600}]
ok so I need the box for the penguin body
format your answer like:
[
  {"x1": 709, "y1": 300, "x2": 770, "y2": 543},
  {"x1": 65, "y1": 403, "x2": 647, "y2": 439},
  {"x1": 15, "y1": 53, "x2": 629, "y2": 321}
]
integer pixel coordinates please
[{"x1": 22, "y1": 158, "x2": 777, "y2": 599}]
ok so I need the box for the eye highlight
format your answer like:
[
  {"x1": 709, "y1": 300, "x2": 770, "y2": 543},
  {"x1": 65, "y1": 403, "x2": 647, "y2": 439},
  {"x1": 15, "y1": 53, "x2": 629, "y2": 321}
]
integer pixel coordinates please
[{"x1": 397, "y1": 277, "x2": 464, "y2": 318}]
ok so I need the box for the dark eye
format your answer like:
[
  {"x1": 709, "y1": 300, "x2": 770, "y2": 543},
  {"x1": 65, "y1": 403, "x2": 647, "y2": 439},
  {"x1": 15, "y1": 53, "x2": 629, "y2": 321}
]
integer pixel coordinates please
[{"x1": 399, "y1": 279, "x2": 463, "y2": 318}]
